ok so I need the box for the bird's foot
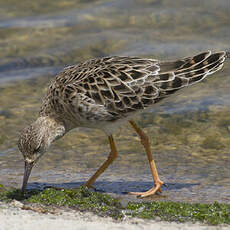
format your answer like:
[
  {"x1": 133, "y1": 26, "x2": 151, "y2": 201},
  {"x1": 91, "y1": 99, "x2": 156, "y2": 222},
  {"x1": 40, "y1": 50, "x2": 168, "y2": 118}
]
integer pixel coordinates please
[
  {"x1": 84, "y1": 182, "x2": 96, "y2": 190},
  {"x1": 129, "y1": 180, "x2": 164, "y2": 198}
]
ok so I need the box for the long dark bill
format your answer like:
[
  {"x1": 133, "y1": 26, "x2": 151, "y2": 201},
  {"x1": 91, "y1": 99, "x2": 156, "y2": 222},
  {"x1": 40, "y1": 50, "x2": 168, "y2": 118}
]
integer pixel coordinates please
[{"x1": 22, "y1": 161, "x2": 34, "y2": 192}]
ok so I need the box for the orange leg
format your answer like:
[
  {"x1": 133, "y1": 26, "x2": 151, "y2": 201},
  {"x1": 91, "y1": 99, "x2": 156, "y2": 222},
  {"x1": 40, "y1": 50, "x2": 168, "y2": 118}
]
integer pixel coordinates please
[
  {"x1": 85, "y1": 135, "x2": 118, "y2": 188},
  {"x1": 129, "y1": 120, "x2": 164, "y2": 198}
]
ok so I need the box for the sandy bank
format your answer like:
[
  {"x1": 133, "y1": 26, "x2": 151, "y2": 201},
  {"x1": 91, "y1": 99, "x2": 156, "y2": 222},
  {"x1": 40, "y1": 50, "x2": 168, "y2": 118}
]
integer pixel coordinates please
[{"x1": 0, "y1": 202, "x2": 229, "y2": 230}]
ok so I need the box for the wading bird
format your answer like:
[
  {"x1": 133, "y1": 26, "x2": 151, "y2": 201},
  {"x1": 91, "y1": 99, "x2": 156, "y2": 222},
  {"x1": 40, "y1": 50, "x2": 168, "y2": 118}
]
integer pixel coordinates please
[{"x1": 18, "y1": 50, "x2": 229, "y2": 197}]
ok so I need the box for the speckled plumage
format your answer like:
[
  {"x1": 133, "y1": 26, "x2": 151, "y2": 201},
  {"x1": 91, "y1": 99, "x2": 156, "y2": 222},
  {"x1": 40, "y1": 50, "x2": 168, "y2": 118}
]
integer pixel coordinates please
[
  {"x1": 39, "y1": 51, "x2": 226, "y2": 133},
  {"x1": 18, "y1": 50, "x2": 228, "y2": 196}
]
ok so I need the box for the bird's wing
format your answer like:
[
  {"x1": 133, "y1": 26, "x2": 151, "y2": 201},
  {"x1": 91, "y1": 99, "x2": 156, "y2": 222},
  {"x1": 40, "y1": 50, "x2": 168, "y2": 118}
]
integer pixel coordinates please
[
  {"x1": 48, "y1": 52, "x2": 226, "y2": 121},
  {"x1": 155, "y1": 51, "x2": 226, "y2": 99},
  {"x1": 65, "y1": 56, "x2": 161, "y2": 118}
]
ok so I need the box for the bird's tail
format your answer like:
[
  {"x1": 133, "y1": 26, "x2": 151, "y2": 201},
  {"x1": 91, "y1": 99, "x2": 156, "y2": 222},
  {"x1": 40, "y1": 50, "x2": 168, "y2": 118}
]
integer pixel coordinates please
[{"x1": 155, "y1": 51, "x2": 227, "y2": 94}]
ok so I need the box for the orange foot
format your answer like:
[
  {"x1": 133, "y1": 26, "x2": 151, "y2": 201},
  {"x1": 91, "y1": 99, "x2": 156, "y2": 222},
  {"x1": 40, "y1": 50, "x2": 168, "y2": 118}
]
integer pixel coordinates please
[
  {"x1": 84, "y1": 182, "x2": 96, "y2": 190},
  {"x1": 129, "y1": 180, "x2": 164, "y2": 198}
]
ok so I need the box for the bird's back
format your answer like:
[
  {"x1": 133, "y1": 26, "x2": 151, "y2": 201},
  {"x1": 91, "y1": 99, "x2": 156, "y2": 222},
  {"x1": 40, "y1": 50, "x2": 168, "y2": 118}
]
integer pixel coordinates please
[{"x1": 39, "y1": 51, "x2": 227, "y2": 128}]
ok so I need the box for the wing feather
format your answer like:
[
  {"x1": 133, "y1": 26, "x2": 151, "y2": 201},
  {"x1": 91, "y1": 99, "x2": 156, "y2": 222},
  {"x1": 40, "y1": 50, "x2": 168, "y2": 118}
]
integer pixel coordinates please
[{"x1": 41, "y1": 52, "x2": 227, "y2": 121}]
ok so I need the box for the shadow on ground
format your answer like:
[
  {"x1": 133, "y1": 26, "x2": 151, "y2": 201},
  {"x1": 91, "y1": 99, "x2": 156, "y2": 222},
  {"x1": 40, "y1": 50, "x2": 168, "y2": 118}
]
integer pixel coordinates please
[{"x1": 25, "y1": 180, "x2": 200, "y2": 196}]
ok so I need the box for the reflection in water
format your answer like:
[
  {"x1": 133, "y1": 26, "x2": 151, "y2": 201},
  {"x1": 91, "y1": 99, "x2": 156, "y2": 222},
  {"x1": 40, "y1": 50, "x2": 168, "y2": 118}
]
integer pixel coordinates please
[{"x1": 0, "y1": 0, "x2": 230, "y2": 203}]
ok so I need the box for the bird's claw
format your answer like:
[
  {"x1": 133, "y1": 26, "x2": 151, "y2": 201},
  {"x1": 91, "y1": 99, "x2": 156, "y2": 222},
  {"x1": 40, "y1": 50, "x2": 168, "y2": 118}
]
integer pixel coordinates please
[
  {"x1": 162, "y1": 183, "x2": 168, "y2": 188},
  {"x1": 84, "y1": 183, "x2": 96, "y2": 190},
  {"x1": 129, "y1": 180, "x2": 164, "y2": 198}
]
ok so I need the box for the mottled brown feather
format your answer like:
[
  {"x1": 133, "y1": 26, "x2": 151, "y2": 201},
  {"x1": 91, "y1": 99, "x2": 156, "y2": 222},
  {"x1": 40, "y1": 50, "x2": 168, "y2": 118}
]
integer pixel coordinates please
[{"x1": 40, "y1": 51, "x2": 227, "y2": 125}]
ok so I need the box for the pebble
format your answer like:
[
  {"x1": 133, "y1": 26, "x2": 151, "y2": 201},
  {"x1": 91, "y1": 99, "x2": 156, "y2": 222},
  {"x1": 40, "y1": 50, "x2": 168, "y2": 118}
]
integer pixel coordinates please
[{"x1": 11, "y1": 200, "x2": 24, "y2": 209}]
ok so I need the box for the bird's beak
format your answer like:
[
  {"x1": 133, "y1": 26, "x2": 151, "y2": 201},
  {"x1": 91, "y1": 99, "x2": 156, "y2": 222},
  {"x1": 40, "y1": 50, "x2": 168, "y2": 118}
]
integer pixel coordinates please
[{"x1": 22, "y1": 161, "x2": 34, "y2": 192}]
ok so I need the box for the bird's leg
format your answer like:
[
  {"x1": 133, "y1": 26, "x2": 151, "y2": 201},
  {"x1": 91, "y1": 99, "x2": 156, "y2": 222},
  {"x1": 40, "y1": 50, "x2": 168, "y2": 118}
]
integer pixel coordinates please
[
  {"x1": 129, "y1": 120, "x2": 164, "y2": 198},
  {"x1": 85, "y1": 135, "x2": 118, "y2": 188}
]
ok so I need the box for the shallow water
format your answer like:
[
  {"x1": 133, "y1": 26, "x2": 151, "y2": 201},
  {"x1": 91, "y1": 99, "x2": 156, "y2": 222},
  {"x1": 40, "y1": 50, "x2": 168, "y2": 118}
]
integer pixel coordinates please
[{"x1": 0, "y1": 0, "x2": 230, "y2": 204}]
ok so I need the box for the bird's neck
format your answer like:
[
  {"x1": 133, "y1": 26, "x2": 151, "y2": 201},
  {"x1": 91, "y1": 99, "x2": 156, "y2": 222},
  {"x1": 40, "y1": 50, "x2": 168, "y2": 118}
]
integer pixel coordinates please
[{"x1": 36, "y1": 116, "x2": 66, "y2": 144}]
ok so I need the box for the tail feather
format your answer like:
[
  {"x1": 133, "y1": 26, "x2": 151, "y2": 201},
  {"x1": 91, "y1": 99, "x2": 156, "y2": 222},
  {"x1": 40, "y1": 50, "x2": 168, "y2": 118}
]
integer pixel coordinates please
[
  {"x1": 176, "y1": 51, "x2": 225, "y2": 75},
  {"x1": 181, "y1": 55, "x2": 225, "y2": 79},
  {"x1": 177, "y1": 51, "x2": 211, "y2": 71},
  {"x1": 155, "y1": 51, "x2": 227, "y2": 95}
]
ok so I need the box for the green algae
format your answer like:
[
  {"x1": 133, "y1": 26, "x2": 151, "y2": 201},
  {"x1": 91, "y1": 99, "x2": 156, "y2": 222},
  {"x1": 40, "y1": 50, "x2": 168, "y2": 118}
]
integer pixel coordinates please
[
  {"x1": 127, "y1": 201, "x2": 230, "y2": 225},
  {"x1": 0, "y1": 186, "x2": 123, "y2": 219},
  {"x1": 0, "y1": 185, "x2": 229, "y2": 225}
]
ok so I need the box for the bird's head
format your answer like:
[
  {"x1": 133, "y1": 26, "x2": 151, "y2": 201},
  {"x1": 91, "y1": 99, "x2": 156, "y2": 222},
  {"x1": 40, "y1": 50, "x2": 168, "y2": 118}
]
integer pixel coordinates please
[{"x1": 18, "y1": 117, "x2": 65, "y2": 192}]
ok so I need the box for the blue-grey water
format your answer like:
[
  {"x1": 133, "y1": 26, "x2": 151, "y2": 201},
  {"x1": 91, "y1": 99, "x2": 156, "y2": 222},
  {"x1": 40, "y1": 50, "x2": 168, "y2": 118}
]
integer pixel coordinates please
[{"x1": 0, "y1": 0, "x2": 230, "y2": 203}]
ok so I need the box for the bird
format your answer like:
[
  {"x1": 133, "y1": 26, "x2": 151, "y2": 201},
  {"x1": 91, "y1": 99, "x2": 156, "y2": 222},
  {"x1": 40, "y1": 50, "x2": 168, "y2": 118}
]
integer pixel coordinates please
[{"x1": 18, "y1": 50, "x2": 229, "y2": 198}]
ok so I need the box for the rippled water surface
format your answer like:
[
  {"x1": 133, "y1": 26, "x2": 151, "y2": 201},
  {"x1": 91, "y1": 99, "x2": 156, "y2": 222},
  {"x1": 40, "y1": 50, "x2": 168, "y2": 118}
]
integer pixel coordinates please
[{"x1": 0, "y1": 0, "x2": 230, "y2": 203}]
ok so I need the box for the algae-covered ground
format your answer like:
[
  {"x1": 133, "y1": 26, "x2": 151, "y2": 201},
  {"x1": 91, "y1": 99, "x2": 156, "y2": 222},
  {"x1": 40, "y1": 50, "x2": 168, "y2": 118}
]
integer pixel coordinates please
[{"x1": 0, "y1": 185, "x2": 229, "y2": 226}]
